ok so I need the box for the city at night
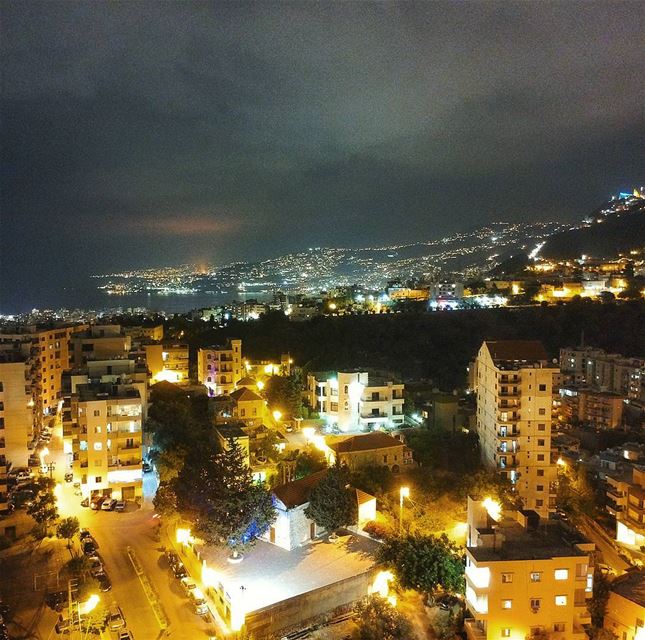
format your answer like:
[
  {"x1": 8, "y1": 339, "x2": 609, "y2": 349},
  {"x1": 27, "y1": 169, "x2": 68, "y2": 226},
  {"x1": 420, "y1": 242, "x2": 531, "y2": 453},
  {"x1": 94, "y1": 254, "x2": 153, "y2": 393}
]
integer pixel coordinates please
[{"x1": 0, "y1": 2, "x2": 644, "y2": 640}]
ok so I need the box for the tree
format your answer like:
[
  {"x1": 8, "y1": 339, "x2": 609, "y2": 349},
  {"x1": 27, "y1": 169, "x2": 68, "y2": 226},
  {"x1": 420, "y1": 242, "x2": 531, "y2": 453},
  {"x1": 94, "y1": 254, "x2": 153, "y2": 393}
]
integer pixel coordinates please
[
  {"x1": 176, "y1": 438, "x2": 276, "y2": 555},
  {"x1": 27, "y1": 477, "x2": 58, "y2": 529},
  {"x1": 589, "y1": 570, "x2": 611, "y2": 628},
  {"x1": 153, "y1": 481, "x2": 178, "y2": 517},
  {"x1": 305, "y1": 465, "x2": 357, "y2": 533},
  {"x1": 57, "y1": 517, "x2": 80, "y2": 549},
  {"x1": 352, "y1": 596, "x2": 413, "y2": 640},
  {"x1": 294, "y1": 449, "x2": 327, "y2": 479},
  {"x1": 378, "y1": 533, "x2": 465, "y2": 596},
  {"x1": 263, "y1": 374, "x2": 304, "y2": 419}
]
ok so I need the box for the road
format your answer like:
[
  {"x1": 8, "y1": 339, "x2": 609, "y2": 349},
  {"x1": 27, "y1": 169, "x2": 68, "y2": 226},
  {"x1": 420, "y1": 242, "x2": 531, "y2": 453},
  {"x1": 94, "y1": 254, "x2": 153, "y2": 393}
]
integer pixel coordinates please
[
  {"x1": 578, "y1": 514, "x2": 630, "y2": 573},
  {"x1": 42, "y1": 419, "x2": 221, "y2": 640}
]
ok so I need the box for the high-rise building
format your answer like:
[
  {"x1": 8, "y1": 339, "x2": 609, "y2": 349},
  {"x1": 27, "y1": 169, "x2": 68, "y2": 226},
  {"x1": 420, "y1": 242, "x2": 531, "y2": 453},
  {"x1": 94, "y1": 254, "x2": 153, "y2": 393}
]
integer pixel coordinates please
[
  {"x1": 197, "y1": 339, "x2": 242, "y2": 395},
  {"x1": 464, "y1": 497, "x2": 595, "y2": 640},
  {"x1": 70, "y1": 325, "x2": 131, "y2": 366},
  {"x1": 70, "y1": 382, "x2": 143, "y2": 501},
  {"x1": 474, "y1": 341, "x2": 557, "y2": 517}
]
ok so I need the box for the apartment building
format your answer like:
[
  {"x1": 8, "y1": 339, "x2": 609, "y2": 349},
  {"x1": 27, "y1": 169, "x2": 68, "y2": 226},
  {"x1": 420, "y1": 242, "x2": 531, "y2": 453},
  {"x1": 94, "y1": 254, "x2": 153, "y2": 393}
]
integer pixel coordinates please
[
  {"x1": 70, "y1": 382, "x2": 143, "y2": 500},
  {"x1": 61, "y1": 357, "x2": 149, "y2": 465},
  {"x1": 143, "y1": 342, "x2": 189, "y2": 383},
  {"x1": 229, "y1": 387, "x2": 267, "y2": 427},
  {"x1": 121, "y1": 323, "x2": 164, "y2": 342},
  {"x1": 474, "y1": 341, "x2": 557, "y2": 517},
  {"x1": 560, "y1": 388, "x2": 624, "y2": 429},
  {"x1": 197, "y1": 339, "x2": 242, "y2": 395},
  {"x1": 307, "y1": 371, "x2": 405, "y2": 432},
  {"x1": 464, "y1": 497, "x2": 595, "y2": 640},
  {"x1": 604, "y1": 570, "x2": 645, "y2": 640},
  {"x1": 607, "y1": 465, "x2": 645, "y2": 547},
  {"x1": 559, "y1": 347, "x2": 605, "y2": 386},
  {"x1": 0, "y1": 323, "x2": 86, "y2": 419},
  {"x1": 70, "y1": 324, "x2": 131, "y2": 366},
  {"x1": 325, "y1": 431, "x2": 413, "y2": 472},
  {"x1": 0, "y1": 351, "x2": 34, "y2": 468}
]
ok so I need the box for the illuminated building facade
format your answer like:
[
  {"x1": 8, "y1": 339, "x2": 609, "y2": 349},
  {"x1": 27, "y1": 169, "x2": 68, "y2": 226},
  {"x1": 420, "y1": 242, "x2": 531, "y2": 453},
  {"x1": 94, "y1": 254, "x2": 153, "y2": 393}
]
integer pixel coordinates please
[
  {"x1": 325, "y1": 431, "x2": 413, "y2": 473},
  {"x1": 604, "y1": 570, "x2": 645, "y2": 640},
  {"x1": 197, "y1": 339, "x2": 242, "y2": 395},
  {"x1": 70, "y1": 382, "x2": 143, "y2": 500},
  {"x1": 464, "y1": 497, "x2": 594, "y2": 640},
  {"x1": 474, "y1": 341, "x2": 557, "y2": 517},
  {"x1": 611, "y1": 466, "x2": 645, "y2": 548},
  {"x1": 307, "y1": 371, "x2": 404, "y2": 432},
  {"x1": 70, "y1": 324, "x2": 131, "y2": 366},
  {"x1": 144, "y1": 342, "x2": 189, "y2": 383}
]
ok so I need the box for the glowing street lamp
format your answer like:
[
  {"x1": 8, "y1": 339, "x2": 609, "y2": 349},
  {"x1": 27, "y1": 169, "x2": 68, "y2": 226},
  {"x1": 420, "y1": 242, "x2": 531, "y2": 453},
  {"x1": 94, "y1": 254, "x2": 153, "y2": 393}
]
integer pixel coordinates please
[
  {"x1": 79, "y1": 594, "x2": 99, "y2": 615},
  {"x1": 272, "y1": 410, "x2": 282, "y2": 423},
  {"x1": 256, "y1": 380, "x2": 265, "y2": 391},
  {"x1": 399, "y1": 487, "x2": 410, "y2": 533}
]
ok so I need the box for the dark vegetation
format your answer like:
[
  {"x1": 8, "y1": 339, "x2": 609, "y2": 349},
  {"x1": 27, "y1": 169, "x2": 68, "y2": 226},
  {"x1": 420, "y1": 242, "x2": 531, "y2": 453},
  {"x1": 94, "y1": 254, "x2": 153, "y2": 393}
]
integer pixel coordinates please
[{"x1": 169, "y1": 300, "x2": 645, "y2": 390}]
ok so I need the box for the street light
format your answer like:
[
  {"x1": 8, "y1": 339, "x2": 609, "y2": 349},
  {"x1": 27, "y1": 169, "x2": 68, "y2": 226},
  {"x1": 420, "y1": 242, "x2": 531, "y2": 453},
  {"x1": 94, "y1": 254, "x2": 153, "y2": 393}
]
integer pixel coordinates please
[
  {"x1": 272, "y1": 410, "x2": 282, "y2": 423},
  {"x1": 399, "y1": 487, "x2": 410, "y2": 533}
]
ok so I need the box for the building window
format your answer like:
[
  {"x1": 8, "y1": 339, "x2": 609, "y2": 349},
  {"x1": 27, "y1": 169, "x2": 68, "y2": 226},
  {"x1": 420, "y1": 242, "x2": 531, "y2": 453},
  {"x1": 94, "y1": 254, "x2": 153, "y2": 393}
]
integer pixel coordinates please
[
  {"x1": 539, "y1": 384, "x2": 547, "y2": 391},
  {"x1": 555, "y1": 595, "x2": 567, "y2": 606},
  {"x1": 554, "y1": 569, "x2": 569, "y2": 581},
  {"x1": 80, "y1": 441, "x2": 88, "y2": 451},
  {"x1": 501, "y1": 573, "x2": 513, "y2": 583},
  {"x1": 530, "y1": 598, "x2": 541, "y2": 611},
  {"x1": 95, "y1": 426, "x2": 102, "y2": 434},
  {"x1": 93, "y1": 410, "x2": 100, "y2": 416},
  {"x1": 536, "y1": 499, "x2": 544, "y2": 507},
  {"x1": 501, "y1": 630, "x2": 511, "y2": 638},
  {"x1": 530, "y1": 572, "x2": 542, "y2": 582},
  {"x1": 538, "y1": 439, "x2": 545, "y2": 446},
  {"x1": 95, "y1": 476, "x2": 102, "y2": 483},
  {"x1": 539, "y1": 408, "x2": 546, "y2": 415},
  {"x1": 537, "y1": 454, "x2": 545, "y2": 461},
  {"x1": 538, "y1": 423, "x2": 546, "y2": 431},
  {"x1": 501, "y1": 599, "x2": 512, "y2": 609},
  {"x1": 537, "y1": 469, "x2": 544, "y2": 476},
  {"x1": 537, "y1": 485, "x2": 544, "y2": 492},
  {"x1": 554, "y1": 623, "x2": 565, "y2": 632},
  {"x1": 93, "y1": 442, "x2": 102, "y2": 451}
]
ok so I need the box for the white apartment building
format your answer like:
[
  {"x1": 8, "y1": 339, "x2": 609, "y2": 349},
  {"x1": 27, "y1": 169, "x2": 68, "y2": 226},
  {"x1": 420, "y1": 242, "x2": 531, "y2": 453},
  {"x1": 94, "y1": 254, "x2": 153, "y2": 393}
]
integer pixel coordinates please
[
  {"x1": 307, "y1": 371, "x2": 404, "y2": 432},
  {"x1": 474, "y1": 341, "x2": 557, "y2": 517},
  {"x1": 70, "y1": 383, "x2": 143, "y2": 500},
  {"x1": 197, "y1": 339, "x2": 242, "y2": 395},
  {"x1": 464, "y1": 497, "x2": 595, "y2": 640}
]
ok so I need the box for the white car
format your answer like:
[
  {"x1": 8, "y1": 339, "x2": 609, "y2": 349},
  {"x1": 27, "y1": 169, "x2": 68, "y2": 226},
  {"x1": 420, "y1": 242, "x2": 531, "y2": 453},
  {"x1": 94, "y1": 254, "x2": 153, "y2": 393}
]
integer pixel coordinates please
[
  {"x1": 188, "y1": 587, "x2": 209, "y2": 616},
  {"x1": 180, "y1": 577, "x2": 196, "y2": 596}
]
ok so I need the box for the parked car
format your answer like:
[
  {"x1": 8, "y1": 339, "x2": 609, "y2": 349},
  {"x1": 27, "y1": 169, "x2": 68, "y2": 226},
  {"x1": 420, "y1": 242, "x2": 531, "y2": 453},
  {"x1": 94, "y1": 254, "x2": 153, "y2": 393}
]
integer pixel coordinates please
[
  {"x1": 142, "y1": 462, "x2": 152, "y2": 473},
  {"x1": 80, "y1": 497, "x2": 89, "y2": 508},
  {"x1": 88, "y1": 556, "x2": 103, "y2": 577},
  {"x1": 101, "y1": 498, "x2": 117, "y2": 511},
  {"x1": 82, "y1": 539, "x2": 98, "y2": 556},
  {"x1": 13, "y1": 470, "x2": 32, "y2": 483},
  {"x1": 90, "y1": 495, "x2": 105, "y2": 510},
  {"x1": 173, "y1": 562, "x2": 188, "y2": 579},
  {"x1": 79, "y1": 528, "x2": 92, "y2": 541},
  {"x1": 45, "y1": 591, "x2": 68, "y2": 612},
  {"x1": 188, "y1": 587, "x2": 209, "y2": 616},
  {"x1": 118, "y1": 631, "x2": 134, "y2": 640},
  {"x1": 64, "y1": 472, "x2": 73, "y2": 483},
  {"x1": 180, "y1": 577, "x2": 196, "y2": 596},
  {"x1": 115, "y1": 500, "x2": 126, "y2": 512},
  {"x1": 107, "y1": 604, "x2": 125, "y2": 632},
  {"x1": 96, "y1": 572, "x2": 112, "y2": 592},
  {"x1": 165, "y1": 550, "x2": 179, "y2": 568}
]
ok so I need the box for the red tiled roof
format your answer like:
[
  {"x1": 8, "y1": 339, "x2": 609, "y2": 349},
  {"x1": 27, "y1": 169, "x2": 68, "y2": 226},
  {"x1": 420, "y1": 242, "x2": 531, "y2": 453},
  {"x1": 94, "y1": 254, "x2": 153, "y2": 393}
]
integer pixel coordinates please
[
  {"x1": 328, "y1": 432, "x2": 404, "y2": 454},
  {"x1": 230, "y1": 387, "x2": 263, "y2": 402},
  {"x1": 273, "y1": 470, "x2": 328, "y2": 509}
]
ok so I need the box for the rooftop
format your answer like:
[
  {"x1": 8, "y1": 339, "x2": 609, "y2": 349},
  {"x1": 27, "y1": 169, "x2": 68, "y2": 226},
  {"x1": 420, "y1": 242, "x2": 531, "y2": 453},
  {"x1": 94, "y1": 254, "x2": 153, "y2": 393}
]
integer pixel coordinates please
[
  {"x1": 327, "y1": 432, "x2": 405, "y2": 454},
  {"x1": 610, "y1": 569, "x2": 645, "y2": 607},
  {"x1": 273, "y1": 470, "x2": 327, "y2": 508},
  {"x1": 216, "y1": 423, "x2": 248, "y2": 439},
  {"x1": 75, "y1": 383, "x2": 141, "y2": 402},
  {"x1": 484, "y1": 340, "x2": 549, "y2": 364},
  {"x1": 198, "y1": 533, "x2": 379, "y2": 614},
  {"x1": 230, "y1": 388, "x2": 264, "y2": 403},
  {"x1": 468, "y1": 515, "x2": 590, "y2": 562}
]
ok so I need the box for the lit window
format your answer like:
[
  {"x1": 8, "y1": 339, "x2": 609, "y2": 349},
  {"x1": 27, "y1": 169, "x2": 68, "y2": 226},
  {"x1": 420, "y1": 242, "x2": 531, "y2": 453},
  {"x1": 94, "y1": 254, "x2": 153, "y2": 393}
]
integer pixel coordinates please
[
  {"x1": 554, "y1": 569, "x2": 569, "y2": 580},
  {"x1": 554, "y1": 623, "x2": 565, "y2": 632},
  {"x1": 93, "y1": 442, "x2": 103, "y2": 451},
  {"x1": 502, "y1": 573, "x2": 513, "y2": 583},
  {"x1": 530, "y1": 598, "x2": 541, "y2": 611},
  {"x1": 501, "y1": 599, "x2": 512, "y2": 609},
  {"x1": 95, "y1": 426, "x2": 102, "y2": 434},
  {"x1": 530, "y1": 572, "x2": 542, "y2": 582},
  {"x1": 501, "y1": 630, "x2": 511, "y2": 638},
  {"x1": 555, "y1": 595, "x2": 567, "y2": 606}
]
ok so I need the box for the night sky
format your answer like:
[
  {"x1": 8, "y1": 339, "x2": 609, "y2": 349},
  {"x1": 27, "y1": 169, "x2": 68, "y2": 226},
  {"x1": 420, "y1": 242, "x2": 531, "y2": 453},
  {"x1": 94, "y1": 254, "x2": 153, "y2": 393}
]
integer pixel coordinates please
[{"x1": 1, "y1": 1, "x2": 643, "y2": 310}]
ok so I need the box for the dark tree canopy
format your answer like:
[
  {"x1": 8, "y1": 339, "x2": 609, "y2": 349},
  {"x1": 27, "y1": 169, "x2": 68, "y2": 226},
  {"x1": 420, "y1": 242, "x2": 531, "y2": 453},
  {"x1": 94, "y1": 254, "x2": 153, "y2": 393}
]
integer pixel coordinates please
[
  {"x1": 305, "y1": 465, "x2": 357, "y2": 533},
  {"x1": 378, "y1": 533, "x2": 465, "y2": 596},
  {"x1": 352, "y1": 596, "x2": 413, "y2": 640},
  {"x1": 176, "y1": 437, "x2": 275, "y2": 552}
]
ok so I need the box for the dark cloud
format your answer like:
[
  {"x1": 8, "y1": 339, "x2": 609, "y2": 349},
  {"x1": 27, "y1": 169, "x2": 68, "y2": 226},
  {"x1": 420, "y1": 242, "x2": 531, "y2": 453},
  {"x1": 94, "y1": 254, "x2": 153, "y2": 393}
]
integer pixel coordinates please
[{"x1": 1, "y1": 0, "x2": 643, "y2": 310}]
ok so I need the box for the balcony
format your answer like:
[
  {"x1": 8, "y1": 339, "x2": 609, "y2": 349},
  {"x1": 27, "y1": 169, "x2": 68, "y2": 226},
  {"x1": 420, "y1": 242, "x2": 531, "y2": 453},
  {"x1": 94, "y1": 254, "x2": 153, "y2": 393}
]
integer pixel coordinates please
[
  {"x1": 464, "y1": 619, "x2": 486, "y2": 640},
  {"x1": 360, "y1": 412, "x2": 388, "y2": 419},
  {"x1": 606, "y1": 500, "x2": 624, "y2": 516},
  {"x1": 118, "y1": 443, "x2": 141, "y2": 451},
  {"x1": 498, "y1": 428, "x2": 520, "y2": 437},
  {"x1": 497, "y1": 444, "x2": 519, "y2": 454},
  {"x1": 498, "y1": 389, "x2": 520, "y2": 397},
  {"x1": 109, "y1": 459, "x2": 141, "y2": 469},
  {"x1": 607, "y1": 487, "x2": 624, "y2": 500}
]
